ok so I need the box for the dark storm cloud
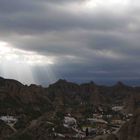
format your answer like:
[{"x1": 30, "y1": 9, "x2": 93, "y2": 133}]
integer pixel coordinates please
[
  {"x1": 0, "y1": 0, "x2": 133, "y2": 35},
  {"x1": 0, "y1": 0, "x2": 140, "y2": 85}
]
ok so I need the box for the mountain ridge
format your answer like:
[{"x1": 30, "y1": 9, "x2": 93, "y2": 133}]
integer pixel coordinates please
[{"x1": 0, "y1": 77, "x2": 140, "y2": 140}]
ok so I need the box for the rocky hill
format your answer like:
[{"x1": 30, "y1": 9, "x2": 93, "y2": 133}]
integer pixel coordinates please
[
  {"x1": 117, "y1": 109, "x2": 140, "y2": 140},
  {"x1": 0, "y1": 77, "x2": 52, "y2": 115},
  {"x1": 0, "y1": 77, "x2": 140, "y2": 140},
  {"x1": 1, "y1": 77, "x2": 140, "y2": 115}
]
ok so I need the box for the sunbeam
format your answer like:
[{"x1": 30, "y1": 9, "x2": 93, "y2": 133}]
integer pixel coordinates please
[{"x1": 0, "y1": 40, "x2": 56, "y2": 85}]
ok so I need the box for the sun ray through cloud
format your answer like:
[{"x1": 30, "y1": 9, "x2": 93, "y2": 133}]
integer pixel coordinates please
[{"x1": 0, "y1": 40, "x2": 56, "y2": 85}]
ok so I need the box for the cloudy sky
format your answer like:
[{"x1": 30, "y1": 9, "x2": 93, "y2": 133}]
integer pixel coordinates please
[{"x1": 0, "y1": 0, "x2": 140, "y2": 86}]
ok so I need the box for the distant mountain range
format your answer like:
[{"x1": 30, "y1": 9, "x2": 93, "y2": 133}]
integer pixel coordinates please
[{"x1": 0, "y1": 77, "x2": 140, "y2": 140}]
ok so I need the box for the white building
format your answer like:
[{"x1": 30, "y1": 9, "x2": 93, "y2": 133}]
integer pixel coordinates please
[
  {"x1": 63, "y1": 116, "x2": 77, "y2": 128},
  {"x1": 0, "y1": 116, "x2": 17, "y2": 124},
  {"x1": 112, "y1": 106, "x2": 123, "y2": 112}
]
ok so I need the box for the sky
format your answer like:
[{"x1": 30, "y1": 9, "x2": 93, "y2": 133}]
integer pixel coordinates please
[{"x1": 0, "y1": 0, "x2": 140, "y2": 86}]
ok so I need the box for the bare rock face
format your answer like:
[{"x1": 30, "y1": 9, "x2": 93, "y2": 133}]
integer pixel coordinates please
[
  {"x1": 80, "y1": 82, "x2": 109, "y2": 106},
  {"x1": 45, "y1": 80, "x2": 112, "y2": 121},
  {"x1": 1, "y1": 77, "x2": 140, "y2": 140},
  {"x1": 0, "y1": 120, "x2": 14, "y2": 140},
  {"x1": 93, "y1": 134, "x2": 118, "y2": 140},
  {"x1": 107, "y1": 134, "x2": 118, "y2": 140},
  {"x1": 0, "y1": 78, "x2": 52, "y2": 115},
  {"x1": 124, "y1": 94, "x2": 136, "y2": 113},
  {"x1": 1, "y1": 77, "x2": 140, "y2": 115},
  {"x1": 124, "y1": 93, "x2": 140, "y2": 113},
  {"x1": 10, "y1": 112, "x2": 63, "y2": 140},
  {"x1": 118, "y1": 109, "x2": 140, "y2": 140}
]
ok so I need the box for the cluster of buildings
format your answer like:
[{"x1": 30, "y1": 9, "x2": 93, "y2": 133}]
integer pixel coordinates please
[
  {"x1": 0, "y1": 105, "x2": 133, "y2": 139},
  {"x1": 81, "y1": 105, "x2": 133, "y2": 136},
  {"x1": 50, "y1": 105, "x2": 133, "y2": 139},
  {"x1": 0, "y1": 115, "x2": 17, "y2": 126}
]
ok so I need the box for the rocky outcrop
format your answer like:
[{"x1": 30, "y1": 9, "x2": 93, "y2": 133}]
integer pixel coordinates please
[
  {"x1": 124, "y1": 93, "x2": 140, "y2": 113},
  {"x1": 118, "y1": 109, "x2": 140, "y2": 140},
  {"x1": 0, "y1": 120, "x2": 14, "y2": 140},
  {"x1": 0, "y1": 78, "x2": 52, "y2": 116},
  {"x1": 92, "y1": 134, "x2": 118, "y2": 140},
  {"x1": 1, "y1": 77, "x2": 140, "y2": 140},
  {"x1": 1, "y1": 77, "x2": 140, "y2": 115}
]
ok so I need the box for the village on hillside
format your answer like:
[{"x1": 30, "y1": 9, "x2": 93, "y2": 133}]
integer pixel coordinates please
[{"x1": 0, "y1": 104, "x2": 133, "y2": 139}]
